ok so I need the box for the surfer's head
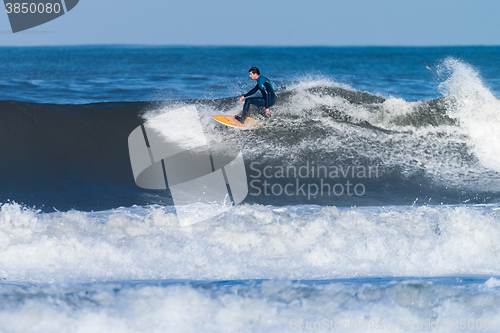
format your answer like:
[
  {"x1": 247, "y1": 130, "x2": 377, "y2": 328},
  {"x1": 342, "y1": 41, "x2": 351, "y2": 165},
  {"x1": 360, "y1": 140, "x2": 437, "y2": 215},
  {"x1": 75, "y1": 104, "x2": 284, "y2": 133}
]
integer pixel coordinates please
[{"x1": 249, "y1": 67, "x2": 260, "y2": 80}]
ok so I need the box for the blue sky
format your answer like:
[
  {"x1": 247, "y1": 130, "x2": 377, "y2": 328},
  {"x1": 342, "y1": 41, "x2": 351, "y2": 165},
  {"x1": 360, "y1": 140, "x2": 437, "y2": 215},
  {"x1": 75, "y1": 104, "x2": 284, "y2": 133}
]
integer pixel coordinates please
[{"x1": 1, "y1": 0, "x2": 500, "y2": 46}]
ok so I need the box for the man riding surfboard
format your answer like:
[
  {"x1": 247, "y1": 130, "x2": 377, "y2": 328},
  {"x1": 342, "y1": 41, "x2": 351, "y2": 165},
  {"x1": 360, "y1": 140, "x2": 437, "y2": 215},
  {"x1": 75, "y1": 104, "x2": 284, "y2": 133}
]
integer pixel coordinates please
[{"x1": 235, "y1": 67, "x2": 276, "y2": 124}]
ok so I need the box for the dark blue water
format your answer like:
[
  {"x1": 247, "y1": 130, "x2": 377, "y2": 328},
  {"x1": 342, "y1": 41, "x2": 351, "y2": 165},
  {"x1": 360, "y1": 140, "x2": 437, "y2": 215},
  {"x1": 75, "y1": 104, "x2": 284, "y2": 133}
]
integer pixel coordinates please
[{"x1": 2, "y1": 46, "x2": 500, "y2": 104}]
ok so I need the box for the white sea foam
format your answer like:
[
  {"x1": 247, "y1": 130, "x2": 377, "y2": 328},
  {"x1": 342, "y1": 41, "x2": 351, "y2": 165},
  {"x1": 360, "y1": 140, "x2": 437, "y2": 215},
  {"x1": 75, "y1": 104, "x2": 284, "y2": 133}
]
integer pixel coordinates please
[
  {"x1": 485, "y1": 277, "x2": 500, "y2": 288},
  {"x1": 1, "y1": 279, "x2": 499, "y2": 333},
  {"x1": 1, "y1": 202, "x2": 500, "y2": 284},
  {"x1": 438, "y1": 58, "x2": 500, "y2": 173}
]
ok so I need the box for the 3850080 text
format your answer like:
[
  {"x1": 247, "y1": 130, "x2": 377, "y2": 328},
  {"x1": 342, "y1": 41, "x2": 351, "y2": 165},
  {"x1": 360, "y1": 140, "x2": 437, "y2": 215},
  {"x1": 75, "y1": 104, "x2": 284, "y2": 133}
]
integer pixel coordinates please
[
  {"x1": 442, "y1": 319, "x2": 498, "y2": 330},
  {"x1": 5, "y1": 3, "x2": 61, "y2": 14}
]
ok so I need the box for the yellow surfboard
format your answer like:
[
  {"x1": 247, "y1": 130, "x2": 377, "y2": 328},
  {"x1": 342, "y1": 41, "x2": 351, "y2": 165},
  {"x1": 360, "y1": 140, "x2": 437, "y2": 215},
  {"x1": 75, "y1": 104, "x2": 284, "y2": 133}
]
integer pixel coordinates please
[{"x1": 211, "y1": 115, "x2": 260, "y2": 130}]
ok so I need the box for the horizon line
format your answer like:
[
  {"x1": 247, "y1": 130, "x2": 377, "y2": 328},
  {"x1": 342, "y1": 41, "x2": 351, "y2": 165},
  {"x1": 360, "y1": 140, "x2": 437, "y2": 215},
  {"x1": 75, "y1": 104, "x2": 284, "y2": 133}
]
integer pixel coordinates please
[{"x1": 1, "y1": 43, "x2": 500, "y2": 48}]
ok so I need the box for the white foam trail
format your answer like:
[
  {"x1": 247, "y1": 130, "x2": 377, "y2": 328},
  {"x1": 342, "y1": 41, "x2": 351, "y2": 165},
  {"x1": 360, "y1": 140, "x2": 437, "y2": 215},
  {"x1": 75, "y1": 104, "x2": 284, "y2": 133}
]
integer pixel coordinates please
[{"x1": 1, "y1": 202, "x2": 500, "y2": 283}]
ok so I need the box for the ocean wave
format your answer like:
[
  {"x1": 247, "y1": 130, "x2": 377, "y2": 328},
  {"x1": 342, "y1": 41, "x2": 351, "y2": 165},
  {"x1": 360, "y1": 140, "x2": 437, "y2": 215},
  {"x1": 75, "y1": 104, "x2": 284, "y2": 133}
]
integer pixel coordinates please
[{"x1": 1, "y1": 59, "x2": 500, "y2": 211}]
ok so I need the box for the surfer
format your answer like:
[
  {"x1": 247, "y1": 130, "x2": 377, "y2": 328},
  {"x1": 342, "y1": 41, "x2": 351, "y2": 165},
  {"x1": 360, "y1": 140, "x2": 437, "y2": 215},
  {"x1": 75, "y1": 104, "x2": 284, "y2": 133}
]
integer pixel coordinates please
[{"x1": 235, "y1": 67, "x2": 275, "y2": 124}]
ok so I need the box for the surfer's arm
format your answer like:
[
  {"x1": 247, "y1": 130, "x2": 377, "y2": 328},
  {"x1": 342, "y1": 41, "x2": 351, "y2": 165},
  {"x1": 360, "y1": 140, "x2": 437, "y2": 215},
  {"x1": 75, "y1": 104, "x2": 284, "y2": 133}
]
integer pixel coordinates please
[{"x1": 243, "y1": 85, "x2": 259, "y2": 98}]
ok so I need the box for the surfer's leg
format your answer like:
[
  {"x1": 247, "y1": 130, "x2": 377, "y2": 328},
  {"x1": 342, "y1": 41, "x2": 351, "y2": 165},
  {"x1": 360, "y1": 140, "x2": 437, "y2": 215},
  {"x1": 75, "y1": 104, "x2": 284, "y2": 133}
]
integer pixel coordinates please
[{"x1": 237, "y1": 97, "x2": 266, "y2": 123}]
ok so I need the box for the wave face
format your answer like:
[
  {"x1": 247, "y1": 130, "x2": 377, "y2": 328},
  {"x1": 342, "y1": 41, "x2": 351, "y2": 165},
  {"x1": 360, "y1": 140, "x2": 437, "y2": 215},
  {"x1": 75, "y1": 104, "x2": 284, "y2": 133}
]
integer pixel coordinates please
[
  {"x1": 0, "y1": 101, "x2": 155, "y2": 211},
  {"x1": 1, "y1": 58, "x2": 500, "y2": 211}
]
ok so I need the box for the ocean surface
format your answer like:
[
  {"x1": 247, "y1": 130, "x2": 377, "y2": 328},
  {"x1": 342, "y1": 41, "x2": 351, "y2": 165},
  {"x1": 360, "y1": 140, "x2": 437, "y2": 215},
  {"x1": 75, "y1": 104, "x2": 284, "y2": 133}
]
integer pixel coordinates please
[{"x1": 1, "y1": 46, "x2": 500, "y2": 332}]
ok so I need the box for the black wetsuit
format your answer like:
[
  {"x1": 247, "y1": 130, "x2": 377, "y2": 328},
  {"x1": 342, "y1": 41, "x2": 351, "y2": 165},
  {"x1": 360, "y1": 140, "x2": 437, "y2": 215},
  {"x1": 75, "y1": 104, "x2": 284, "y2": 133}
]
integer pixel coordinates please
[{"x1": 240, "y1": 75, "x2": 275, "y2": 122}]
